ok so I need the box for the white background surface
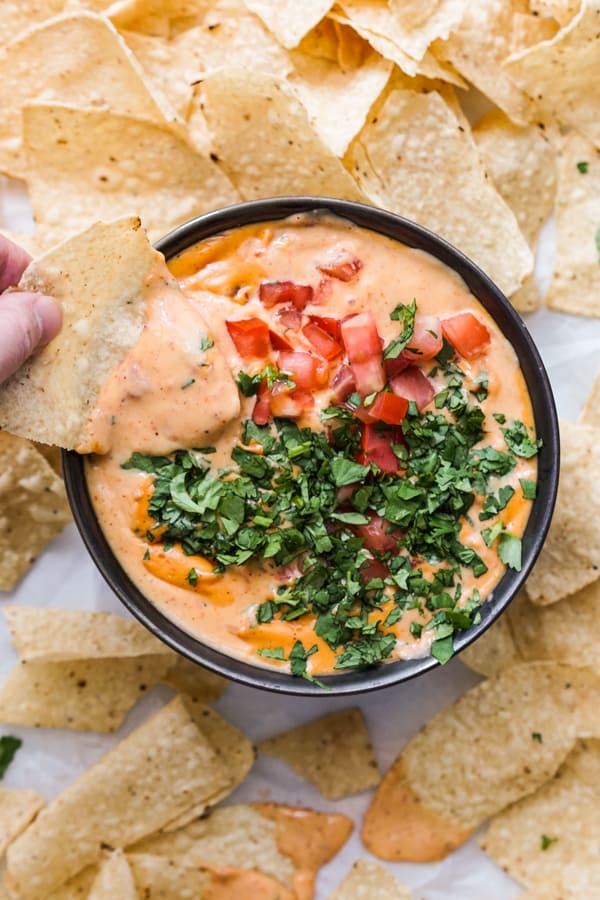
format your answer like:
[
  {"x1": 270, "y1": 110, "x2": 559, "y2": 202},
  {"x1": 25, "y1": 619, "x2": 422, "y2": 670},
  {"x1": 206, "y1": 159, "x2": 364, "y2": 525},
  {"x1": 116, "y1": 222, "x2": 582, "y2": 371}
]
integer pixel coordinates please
[{"x1": 1, "y1": 175, "x2": 599, "y2": 899}]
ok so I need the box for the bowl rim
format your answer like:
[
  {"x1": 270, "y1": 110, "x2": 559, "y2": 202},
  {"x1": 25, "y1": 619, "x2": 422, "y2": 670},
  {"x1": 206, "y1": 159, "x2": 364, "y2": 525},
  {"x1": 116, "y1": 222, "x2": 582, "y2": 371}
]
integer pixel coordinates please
[{"x1": 62, "y1": 196, "x2": 560, "y2": 696}]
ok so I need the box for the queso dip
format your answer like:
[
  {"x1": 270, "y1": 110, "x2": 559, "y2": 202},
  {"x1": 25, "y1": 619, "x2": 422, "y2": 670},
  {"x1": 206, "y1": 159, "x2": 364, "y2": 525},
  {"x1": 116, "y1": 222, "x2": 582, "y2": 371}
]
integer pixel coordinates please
[{"x1": 84, "y1": 214, "x2": 538, "y2": 680}]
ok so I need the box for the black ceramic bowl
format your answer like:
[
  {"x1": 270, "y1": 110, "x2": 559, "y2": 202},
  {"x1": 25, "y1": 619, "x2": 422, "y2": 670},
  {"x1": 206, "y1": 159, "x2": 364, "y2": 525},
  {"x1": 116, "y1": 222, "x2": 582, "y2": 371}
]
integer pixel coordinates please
[{"x1": 63, "y1": 197, "x2": 559, "y2": 695}]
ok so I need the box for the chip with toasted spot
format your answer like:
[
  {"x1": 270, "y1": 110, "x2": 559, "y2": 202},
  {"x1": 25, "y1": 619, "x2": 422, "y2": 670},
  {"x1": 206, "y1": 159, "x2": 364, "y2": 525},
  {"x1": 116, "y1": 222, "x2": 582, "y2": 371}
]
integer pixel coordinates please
[
  {"x1": 481, "y1": 740, "x2": 600, "y2": 897},
  {"x1": 543, "y1": 133, "x2": 600, "y2": 317},
  {"x1": 510, "y1": 11, "x2": 559, "y2": 51},
  {"x1": 22, "y1": 103, "x2": 239, "y2": 246},
  {"x1": 348, "y1": 87, "x2": 533, "y2": 296},
  {"x1": 161, "y1": 655, "x2": 227, "y2": 702},
  {"x1": 4, "y1": 696, "x2": 232, "y2": 899},
  {"x1": 362, "y1": 663, "x2": 600, "y2": 862},
  {"x1": 0, "y1": 12, "x2": 170, "y2": 179},
  {"x1": 87, "y1": 851, "x2": 136, "y2": 900},
  {"x1": 530, "y1": 0, "x2": 579, "y2": 24},
  {"x1": 526, "y1": 422, "x2": 600, "y2": 605},
  {"x1": 460, "y1": 611, "x2": 521, "y2": 677},
  {"x1": 259, "y1": 708, "x2": 380, "y2": 800},
  {"x1": 199, "y1": 68, "x2": 367, "y2": 202},
  {"x1": 242, "y1": 0, "x2": 335, "y2": 48},
  {"x1": 127, "y1": 853, "x2": 212, "y2": 897},
  {"x1": 0, "y1": 217, "x2": 154, "y2": 449},
  {"x1": 329, "y1": 858, "x2": 414, "y2": 899},
  {"x1": 3, "y1": 607, "x2": 172, "y2": 662},
  {"x1": 0, "y1": 787, "x2": 44, "y2": 856},
  {"x1": 0, "y1": 655, "x2": 172, "y2": 732},
  {"x1": 0, "y1": 432, "x2": 71, "y2": 590}
]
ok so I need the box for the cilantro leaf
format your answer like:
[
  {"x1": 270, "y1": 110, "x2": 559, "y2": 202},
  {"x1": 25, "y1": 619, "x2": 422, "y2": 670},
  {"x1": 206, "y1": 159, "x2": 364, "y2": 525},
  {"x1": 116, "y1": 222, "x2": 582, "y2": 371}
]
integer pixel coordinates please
[
  {"x1": 257, "y1": 647, "x2": 285, "y2": 660},
  {"x1": 520, "y1": 478, "x2": 537, "y2": 500},
  {"x1": 502, "y1": 421, "x2": 542, "y2": 458},
  {"x1": 498, "y1": 532, "x2": 522, "y2": 571},
  {"x1": 330, "y1": 457, "x2": 370, "y2": 487},
  {"x1": 383, "y1": 299, "x2": 416, "y2": 359},
  {"x1": 431, "y1": 634, "x2": 454, "y2": 664},
  {"x1": 0, "y1": 735, "x2": 22, "y2": 779}
]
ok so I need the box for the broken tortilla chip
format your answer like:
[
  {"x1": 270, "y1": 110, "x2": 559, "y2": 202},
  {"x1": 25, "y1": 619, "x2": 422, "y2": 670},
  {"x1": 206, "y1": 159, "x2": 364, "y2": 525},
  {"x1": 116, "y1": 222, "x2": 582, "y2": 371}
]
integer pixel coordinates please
[
  {"x1": 329, "y1": 858, "x2": 414, "y2": 899},
  {"x1": 544, "y1": 132, "x2": 600, "y2": 317},
  {"x1": 348, "y1": 87, "x2": 533, "y2": 295},
  {"x1": 199, "y1": 68, "x2": 368, "y2": 202},
  {"x1": 0, "y1": 788, "x2": 44, "y2": 856},
  {"x1": 362, "y1": 662, "x2": 600, "y2": 862},
  {"x1": 0, "y1": 217, "x2": 154, "y2": 449},
  {"x1": 242, "y1": 0, "x2": 335, "y2": 49},
  {"x1": 4, "y1": 696, "x2": 232, "y2": 899},
  {"x1": 259, "y1": 708, "x2": 380, "y2": 800},
  {"x1": 87, "y1": 851, "x2": 136, "y2": 900},
  {"x1": 0, "y1": 655, "x2": 172, "y2": 732},
  {"x1": 526, "y1": 422, "x2": 600, "y2": 605},
  {"x1": 481, "y1": 739, "x2": 600, "y2": 897},
  {"x1": 0, "y1": 432, "x2": 71, "y2": 590},
  {"x1": 459, "y1": 611, "x2": 521, "y2": 677}
]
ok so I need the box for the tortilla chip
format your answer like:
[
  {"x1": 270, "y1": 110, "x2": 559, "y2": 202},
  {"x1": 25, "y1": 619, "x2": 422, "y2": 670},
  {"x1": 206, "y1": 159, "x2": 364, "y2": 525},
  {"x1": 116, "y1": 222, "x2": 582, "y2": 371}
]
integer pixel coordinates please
[
  {"x1": 530, "y1": 0, "x2": 580, "y2": 24},
  {"x1": 544, "y1": 133, "x2": 600, "y2": 317},
  {"x1": 161, "y1": 655, "x2": 227, "y2": 703},
  {"x1": 510, "y1": 12, "x2": 560, "y2": 52},
  {"x1": 4, "y1": 696, "x2": 231, "y2": 899},
  {"x1": 87, "y1": 851, "x2": 136, "y2": 900},
  {"x1": 199, "y1": 68, "x2": 367, "y2": 202},
  {"x1": 459, "y1": 612, "x2": 521, "y2": 677},
  {"x1": 509, "y1": 276, "x2": 542, "y2": 314},
  {"x1": 0, "y1": 12, "x2": 170, "y2": 179},
  {"x1": 0, "y1": 788, "x2": 44, "y2": 856},
  {"x1": 3, "y1": 607, "x2": 172, "y2": 662},
  {"x1": 0, "y1": 218, "x2": 154, "y2": 449},
  {"x1": 22, "y1": 102, "x2": 239, "y2": 246},
  {"x1": 580, "y1": 369, "x2": 600, "y2": 427},
  {"x1": 434, "y1": 0, "x2": 535, "y2": 123},
  {"x1": 259, "y1": 708, "x2": 380, "y2": 800},
  {"x1": 348, "y1": 87, "x2": 533, "y2": 296},
  {"x1": 0, "y1": 432, "x2": 71, "y2": 590},
  {"x1": 242, "y1": 0, "x2": 335, "y2": 48},
  {"x1": 0, "y1": 2, "x2": 65, "y2": 46},
  {"x1": 504, "y1": 3, "x2": 600, "y2": 149},
  {"x1": 120, "y1": 29, "x2": 195, "y2": 119},
  {"x1": 32, "y1": 442, "x2": 62, "y2": 476},
  {"x1": 526, "y1": 422, "x2": 600, "y2": 605},
  {"x1": 0, "y1": 655, "x2": 172, "y2": 732},
  {"x1": 329, "y1": 858, "x2": 414, "y2": 899},
  {"x1": 481, "y1": 739, "x2": 600, "y2": 897},
  {"x1": 45, "y1": 866, "x2": 99, "y2": 900},
  {"x1": 362, "y1": 662, "x2": 600, "y2": 861},
  {"x1": 127, "y1": 853, "x2": 212, "y2": 897}
]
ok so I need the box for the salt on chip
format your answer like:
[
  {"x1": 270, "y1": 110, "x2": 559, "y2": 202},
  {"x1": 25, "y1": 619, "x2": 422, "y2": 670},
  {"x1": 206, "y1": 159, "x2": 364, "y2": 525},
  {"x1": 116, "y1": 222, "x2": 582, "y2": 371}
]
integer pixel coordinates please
[
  {"x1": 4, "y1": 696, "x2": 232, "y2": 900},
  {"x1": 3, "y1": 607, "x2": 172, "y2": 662},
  {"x1": 329, "y1": 858, "x2": 414, "y2": 899},
  {"x1": 259, "y1": 708, "x2": 380, "y2": 800},
  {"x1": 22, "y1": 102, "x2": 239, "y2": 246},
  {"x1": 526, "y1": 422, "x2": 600, "y2": 605},
  {"x1": 347, "y1": 87, "x2": 533, "y2": 296},
  {"x1": 362, "y1": 662, "x2": 600, "y2": 862},
  {"x1": 0, "y1": 787, "x2": 44, "y2": 856},
  {"x1": 481, "y1": 740, "x2": 600, "y2": 897},
  {"x1": 0, "y1": 655, "x2": 172, "y2": 732},
  {"x1": 544, "y1": 133, "x2": 600, "y2": 317},
  {"x1": 459, "y1": 611, "x2": 521, "y2": 677},
  {"x1": 199, "y1": 68, "x2": 367, "y2": 202},
  {"x1": 0, "y1": 432, "x2": 71, "y2": 591},
  {"x1": 242, "y1": 0, "x2": 335, "y2": 48},
  {"x1": 0, "y1": 217, "x2": 154, "y2": 449},
  {"x1": 162, "y1": 655, "x2": 227, "y2": 703},
  {"x1": 0, "y1": 12, "x2": 171, "y2": 179},
  {"x1": 87, "y1": 850, "x2": 136, "y2": 900}
]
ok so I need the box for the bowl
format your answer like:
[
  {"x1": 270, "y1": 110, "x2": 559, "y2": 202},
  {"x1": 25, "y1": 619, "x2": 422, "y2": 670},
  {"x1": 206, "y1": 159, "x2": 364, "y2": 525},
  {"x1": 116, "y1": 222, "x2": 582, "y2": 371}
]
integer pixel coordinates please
[{"x1": 62, "y1": 197, "x2": 560, "y2": 695}]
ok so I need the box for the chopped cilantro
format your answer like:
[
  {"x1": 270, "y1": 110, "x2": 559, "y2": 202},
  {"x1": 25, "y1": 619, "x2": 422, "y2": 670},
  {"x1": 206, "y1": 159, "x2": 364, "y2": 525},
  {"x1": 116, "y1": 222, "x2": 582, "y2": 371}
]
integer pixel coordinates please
[
  {"x1": 181, "y1": 377, "x2": 195, "y2": 389},
  {"x1": 479, "y1": 485, "x2": 515, "y2": 521},
  {"x1": 142, "y1": 548, "x2": 150, "y2": 561},
  {"x1": 520, "y1": 478, "x2": 537, "y2": 500},
  {"x1": 576, "y1": 161, "x2": 589, "y2": 174},
  {"x1": 383, "y1": 299, "x2": 416, "y2": 359},
  {"x1": 199, "y1": 334, "x2": 214, "y2": 351},
  {"x1": 481, "y1": 521, "x2": 504, "y2": 548},
  {"x1": 186, "y1": 567, "x2": 198, "y2": 586},
  {"x1": 541, "y1": 834, "x2": 558, "y2": 851},
  {"x1": 257, "y1": 647, "x2": 286, "y2": 660},
  {"x1": 330, "y1": 457, "x2": 370, "y2": 487},
  {"x1": 409, "y1": 621, "x2": 423, "y2": 638},
  {"x1": 502, "y1": 421, "x2": 542, "y2": 458},
  {"x1": 532, "y1": 731, "x2": 543, "y2": 743},
  {"x1": 498, "y1": 532, "x2": 522, "y2": 571},
  {"x1": 0, "y1": 735, "x2": 22, "y2": 779},
  {"x1": 431, "y1": 634, "x2": 454, "y2": 665},
  {"x1": 493, "y1": 412, "x2": 506, "y2": 424}
]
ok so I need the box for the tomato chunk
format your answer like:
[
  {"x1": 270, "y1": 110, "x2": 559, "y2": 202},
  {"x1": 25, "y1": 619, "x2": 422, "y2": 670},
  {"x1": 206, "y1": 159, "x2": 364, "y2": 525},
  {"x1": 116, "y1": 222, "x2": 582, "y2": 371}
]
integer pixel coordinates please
[
  {"x1": 318, "y1": 255, "x2": 362, "y2": 282},
  {"x1": 268, "y1": 329, "x2": 293, "y2": 351},
  {"x1": 269, "y1": 386, "x2": 314, "y2": 418},
  {"x1": 275, "y1": 305, "x2": 302, "y2": 331},
  {"x1": 441, "y1": 312, "x2": 491, "y2": 360},
  {"x1": 404, "y1": 314, "x2": 443, "y2": 361},
  {"x1": 226, "y1": 317, "x2": 270, "y2": 359},
  {"x1": 384, "y1": 354, "x2": 411, "y2": 379},
  {"x1": 253, "y1": 381, "x2": 270, "y2": 425},
  {"x1": 259, "y1": 281, "x2": 314, "y2": 311},
  {"x1": 355, "y1": 515, "x2": 402, "y2": 553},
  {"x1": 330, "y1": 364, "x2": 356, "y2": 401},
  {"x1": 278, "y1": 350, "x2": 327, "y2": 390},
  {"x1": 360, "y1": 557, "x2": 389, "y2": 584},
  {"x1": 341, "y1": 312, "x2": 385, "y2": 396},
  {"x1": 359, "y1": 424, "x2": 401, "y2": 474},
  {"x1": 307, "y1": 315, "x2": 342, "y2": 342},
  {"x1": 302, "y1": 321, "x2": 342, "y2": 360},
  {"x1": 390, "y1": 367, "x2": 435, "y2": 412},
  {"x1": 369, "y1": 392, "x2": 409, "y2": 425}
]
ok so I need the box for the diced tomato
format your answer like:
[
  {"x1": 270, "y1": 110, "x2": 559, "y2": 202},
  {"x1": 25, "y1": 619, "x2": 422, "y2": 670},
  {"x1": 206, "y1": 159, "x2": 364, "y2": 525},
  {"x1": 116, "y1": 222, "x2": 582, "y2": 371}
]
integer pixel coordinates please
[
  {"x1": 252, "y1": 380, "x2": 270, "y2": 425},
  {"x1": 384, "y1": 353, "x2": 411, "y2": 379},
  {"x1": 390, "y1": 367, "x2": 435, "y2": 412},
  {"x1": 269, "y1": 385, "x2": 314, "y2": 418},
  {"x1": 341, "y1": 312, "x2": 385, "y2": 396},
  {"x1": 318, "y1": 255, "x2": 362, "y2": 282},
  {"x1": 369, "y1": 392, "x2": 409, "y2": 425},
  {"x1": 226, "y1": 317, "x2": 270, "y2": 359},
  {"x1": 275, "y1": 305, "x2": 302, "y2": 331},
  {"x1": 302, "y1": 321, "x2": 342, "y2": 360},
  {"x1": 404, "y1": 314, "x2": 443, "y2": 361},
  {"x1": 278, "y1": 350, "x2": 328, "y2": 390},
  {"x1": 307, "y1": 315, "x2": 342, "y2": 342},
  {"x1": 441, "y1": 312, "x2": 491, "y2": 360},
  {"x1": 268, "y1": 329, "x2": 293, "y2": 351},
  {"x1": 330, "y1": 364, "x2": 356, "y2": 401},
  {"x1": 259, "y1": 281, "x2": 313, "y2": 311},
  {"x1": 314, "y1": 278, "x2": 333, "y2": 305},
  {"x1": 355, "y1": 515, "x2": 402, "y2": 553},
  {"x1": 360, "y1": 557, "x2": 389, "y2": 584},
  {"x1": 359, "y1": 424, "x2": 401, "y2": 474}
]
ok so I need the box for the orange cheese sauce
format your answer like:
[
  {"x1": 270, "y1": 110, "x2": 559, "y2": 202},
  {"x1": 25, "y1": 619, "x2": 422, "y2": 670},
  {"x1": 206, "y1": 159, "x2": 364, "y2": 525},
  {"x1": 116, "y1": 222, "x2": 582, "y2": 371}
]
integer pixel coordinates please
[{"x1": 84, "y1": 215, "x2": 536, "y2": 675}]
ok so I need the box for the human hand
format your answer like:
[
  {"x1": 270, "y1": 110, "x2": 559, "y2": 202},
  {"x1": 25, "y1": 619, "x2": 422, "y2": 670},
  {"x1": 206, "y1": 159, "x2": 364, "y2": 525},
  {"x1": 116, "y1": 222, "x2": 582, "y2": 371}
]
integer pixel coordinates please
[{"x1": 0, "y1": 234, "x2": 62, "y2": 384}]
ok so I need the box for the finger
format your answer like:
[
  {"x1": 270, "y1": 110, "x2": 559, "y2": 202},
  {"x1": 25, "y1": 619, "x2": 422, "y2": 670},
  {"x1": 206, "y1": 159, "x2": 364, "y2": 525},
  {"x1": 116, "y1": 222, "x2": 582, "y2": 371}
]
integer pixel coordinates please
[
  {"x1": 0, "y1": 233, "x2": 32, "y2": 292},
  {"x1": 0, "y1": 292, "x2": 62, "y2": 384}
]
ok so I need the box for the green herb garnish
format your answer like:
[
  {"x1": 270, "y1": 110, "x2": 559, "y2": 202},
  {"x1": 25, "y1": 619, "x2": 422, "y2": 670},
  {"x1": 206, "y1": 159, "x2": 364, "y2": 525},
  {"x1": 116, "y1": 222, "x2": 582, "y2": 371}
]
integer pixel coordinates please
[{"x1": 0, "y1": 736, "x2": 22, "y2": 779}]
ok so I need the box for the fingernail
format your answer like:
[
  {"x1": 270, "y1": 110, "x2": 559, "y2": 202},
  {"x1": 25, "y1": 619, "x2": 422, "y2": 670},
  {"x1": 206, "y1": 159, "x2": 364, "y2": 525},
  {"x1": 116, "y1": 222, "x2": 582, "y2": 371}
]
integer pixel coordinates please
[{"x1": 33, "y1": 295, "x2": 62, "y2": 344}]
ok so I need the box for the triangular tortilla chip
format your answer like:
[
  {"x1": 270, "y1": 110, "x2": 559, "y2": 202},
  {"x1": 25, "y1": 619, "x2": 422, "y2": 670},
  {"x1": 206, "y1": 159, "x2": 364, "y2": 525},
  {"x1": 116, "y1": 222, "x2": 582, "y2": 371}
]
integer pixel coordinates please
[
  {"x1": 0, "y1": 788, "x2": 44, "y2": 856},
  {"x1": 580, "y1": 369, "x2": 600, "y2": 427},
  {"x1": 161, "y1": 655, "x2": 227, "y2": 703},
  {"x1": 87, "y1": 851, "x2": 136, "y2": 900},
  {"x1": 329, "y1": 859, "x2": 414, "y2": 899},
  {"x1": 242, "y1": 0, "x2": 335, "y2": 49},
  {"x1": 459, "y1": 611, "x2": 521, "y2": 677}
]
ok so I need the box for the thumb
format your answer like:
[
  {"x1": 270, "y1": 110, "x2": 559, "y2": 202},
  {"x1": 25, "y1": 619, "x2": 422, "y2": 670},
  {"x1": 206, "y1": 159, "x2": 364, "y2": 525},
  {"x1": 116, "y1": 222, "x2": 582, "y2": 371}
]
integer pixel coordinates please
[{"x1": 0, "y1": 291, "x2": 62, "y2": 384}]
